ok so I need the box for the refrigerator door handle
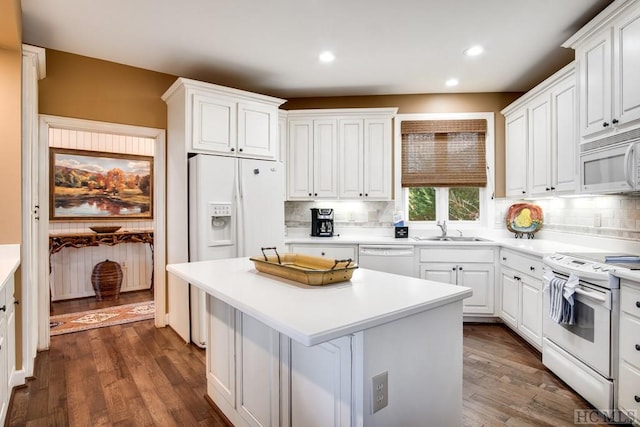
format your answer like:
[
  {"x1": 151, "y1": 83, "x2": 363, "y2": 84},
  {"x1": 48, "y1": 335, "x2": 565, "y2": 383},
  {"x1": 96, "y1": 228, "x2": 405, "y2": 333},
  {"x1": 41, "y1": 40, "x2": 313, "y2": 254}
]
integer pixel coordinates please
[{"x1": 236, "y1": 160, "x2": 245, "y2": 256}]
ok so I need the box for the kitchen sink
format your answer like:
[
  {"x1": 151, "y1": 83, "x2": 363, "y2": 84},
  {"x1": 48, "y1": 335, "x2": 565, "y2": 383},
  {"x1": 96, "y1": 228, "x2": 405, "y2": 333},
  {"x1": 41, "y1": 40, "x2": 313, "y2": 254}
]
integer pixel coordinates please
[{"x1": 413, "y1": 236, "x2": 490, "y2": 242}]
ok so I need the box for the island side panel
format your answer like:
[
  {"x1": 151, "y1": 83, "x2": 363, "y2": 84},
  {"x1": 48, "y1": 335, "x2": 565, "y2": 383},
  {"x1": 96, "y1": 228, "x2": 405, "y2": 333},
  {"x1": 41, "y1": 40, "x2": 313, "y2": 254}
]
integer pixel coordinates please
[{"x1": 360, "y1": 300, "x2": 463, "y2": 426}]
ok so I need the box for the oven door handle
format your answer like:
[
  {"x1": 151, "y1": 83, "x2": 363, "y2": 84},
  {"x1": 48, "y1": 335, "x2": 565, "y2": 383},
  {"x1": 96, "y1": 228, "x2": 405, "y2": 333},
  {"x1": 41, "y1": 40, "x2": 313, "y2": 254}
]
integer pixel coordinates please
[{"x1": 575, "y1": 287, "x2": 607, "y2": 303}]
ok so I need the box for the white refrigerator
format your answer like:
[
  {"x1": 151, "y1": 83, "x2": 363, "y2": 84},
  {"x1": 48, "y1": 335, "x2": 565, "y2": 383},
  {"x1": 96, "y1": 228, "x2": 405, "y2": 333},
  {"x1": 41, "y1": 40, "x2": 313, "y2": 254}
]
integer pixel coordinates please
[{"x1": 188, "y1": 154, "x2": 285, "y2": 347}]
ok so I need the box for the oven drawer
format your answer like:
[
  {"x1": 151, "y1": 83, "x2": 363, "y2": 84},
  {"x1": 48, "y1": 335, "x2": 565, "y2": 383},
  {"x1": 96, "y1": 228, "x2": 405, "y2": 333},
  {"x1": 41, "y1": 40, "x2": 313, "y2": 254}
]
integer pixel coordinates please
[
  {"x1": 618, "y1": 360, "x2": 640, "y2": 423},
  {"x1": 500, "y1": 249, "x2": 542, "y2": 277},
  {"x1": 621, "y1": 284, "x2": 640, "y2": 318}
]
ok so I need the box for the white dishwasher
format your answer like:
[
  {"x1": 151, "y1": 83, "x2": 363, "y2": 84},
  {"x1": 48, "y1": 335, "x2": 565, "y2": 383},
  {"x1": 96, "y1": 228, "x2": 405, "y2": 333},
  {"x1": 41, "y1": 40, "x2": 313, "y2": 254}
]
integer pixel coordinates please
[{"x1": 358, "y1": 245, "x2": 417, "y2": 277}]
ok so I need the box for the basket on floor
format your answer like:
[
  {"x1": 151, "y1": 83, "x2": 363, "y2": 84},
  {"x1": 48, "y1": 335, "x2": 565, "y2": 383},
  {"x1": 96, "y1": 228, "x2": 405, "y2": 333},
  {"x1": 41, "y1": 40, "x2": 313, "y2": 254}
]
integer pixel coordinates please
[{"x1": 91, "y1": 259, "x2": 123, "y2": 301}]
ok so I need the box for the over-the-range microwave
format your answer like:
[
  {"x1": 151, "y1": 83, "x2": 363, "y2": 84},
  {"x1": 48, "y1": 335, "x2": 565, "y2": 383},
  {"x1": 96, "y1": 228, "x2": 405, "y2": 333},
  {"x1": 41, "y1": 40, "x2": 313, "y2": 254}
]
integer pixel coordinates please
[{"x1": 580, "y1": 129, "x2": 640, "y2": 193}]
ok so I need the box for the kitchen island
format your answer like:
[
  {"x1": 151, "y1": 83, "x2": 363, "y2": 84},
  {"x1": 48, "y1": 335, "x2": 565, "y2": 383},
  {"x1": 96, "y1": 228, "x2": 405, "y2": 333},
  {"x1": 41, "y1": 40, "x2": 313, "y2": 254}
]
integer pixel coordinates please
[{"x1": 167, "y1": 257, "x2": 472, "y2": 427}]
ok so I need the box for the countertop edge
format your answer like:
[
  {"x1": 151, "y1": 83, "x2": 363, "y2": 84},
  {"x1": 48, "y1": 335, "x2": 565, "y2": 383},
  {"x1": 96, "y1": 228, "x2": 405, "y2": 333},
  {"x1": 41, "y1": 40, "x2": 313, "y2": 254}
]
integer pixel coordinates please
[
  {"x1": 167, "y1": 261, "x2": 471, "y2": 346},
  {"x1": 0, "y1": 244, "x2": 21, "y2": 289}
]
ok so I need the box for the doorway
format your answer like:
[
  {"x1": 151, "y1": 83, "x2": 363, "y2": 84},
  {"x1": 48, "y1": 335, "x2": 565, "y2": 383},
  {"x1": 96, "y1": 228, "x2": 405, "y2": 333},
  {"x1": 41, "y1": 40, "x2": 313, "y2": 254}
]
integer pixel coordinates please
[{"x1": 35, "y1": 116, "x2": 166, "y2": 348}]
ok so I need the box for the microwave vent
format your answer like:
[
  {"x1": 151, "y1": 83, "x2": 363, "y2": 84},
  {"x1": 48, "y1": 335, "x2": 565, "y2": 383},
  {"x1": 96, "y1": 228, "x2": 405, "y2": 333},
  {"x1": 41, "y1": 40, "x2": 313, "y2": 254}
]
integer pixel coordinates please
[{"x1": 581, "y1": 128, "x2": 640, "y2": 152}]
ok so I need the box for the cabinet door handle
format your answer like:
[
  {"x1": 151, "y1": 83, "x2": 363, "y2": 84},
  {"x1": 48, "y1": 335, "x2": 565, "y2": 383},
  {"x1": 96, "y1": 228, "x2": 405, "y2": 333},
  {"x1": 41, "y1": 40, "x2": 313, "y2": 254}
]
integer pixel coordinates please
[
  {"x1": 502, "y1": 257, "x2": 507, "y2": 261},
  {"x1": 314, "y1": 193, "x2": 318, "y2": 196},
  {"x1": 635, "y1": 395, "x2": 640, "y2": 403},
  {"x1": 230, "y1": 147, "x2": 235, "y2": 152},
  {"x1": 359, "y1": 193, "x2": 363, "y2": 196},
  {"x1": 458, "y1": 266, "x2": 463, "y2": 271},
  {"x1": 452, "y1": 267, "x2": 456, "y2": 271},
  {"x1": 550, "y1": 186, "x2": 555, "y2": 190},
  {"x1": 239, "y1": 148, "x2": 243, "y2": 152},
  {"x1": 321, "y1": 252, "x2": 325, "y2": 256},
  {"x1": 0, "y1": 305, "x2": 5, "y2": 312},
  {"x1": 530, "y1": 266, "x2": 536, "y2": 271},
  {"x1": 364, "y1": 193, "x2": 368, "y2": 197},
  {"x1": 603, "y1": 122, "x2": 610, "y2": 128},
  {"x1": 522, "y1": 190, "x2": 526, "y2": 194},
  {"x1": 636, "y1": 301, "x2": 640, "y2": 308},
  {"x1": 545, "y1": 187, "x2": 550, "y2": 191},
  {"x1": 308, "y1": 193, "x2": 312, "y2": 196},
  {"x1": 612, "y1": 118, "x2": 619, "y2": 125},
  {"x1": 635, "y1": 344, "x2": 640, "y2": 351}
]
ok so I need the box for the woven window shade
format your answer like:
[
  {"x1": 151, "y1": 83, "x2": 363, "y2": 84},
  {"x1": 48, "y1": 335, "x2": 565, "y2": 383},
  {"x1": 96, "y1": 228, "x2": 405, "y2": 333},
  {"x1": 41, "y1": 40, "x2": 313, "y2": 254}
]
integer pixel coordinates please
[{"x1": 401, "y1": 119, "x2": 487, "y2": 188}]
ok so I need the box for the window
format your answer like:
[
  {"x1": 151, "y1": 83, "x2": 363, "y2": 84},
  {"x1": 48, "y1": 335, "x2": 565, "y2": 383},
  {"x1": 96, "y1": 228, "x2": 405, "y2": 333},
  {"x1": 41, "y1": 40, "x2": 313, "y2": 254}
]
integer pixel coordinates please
[{"x1": 394, "y1": 113, "x2": 494, "y2": 227}]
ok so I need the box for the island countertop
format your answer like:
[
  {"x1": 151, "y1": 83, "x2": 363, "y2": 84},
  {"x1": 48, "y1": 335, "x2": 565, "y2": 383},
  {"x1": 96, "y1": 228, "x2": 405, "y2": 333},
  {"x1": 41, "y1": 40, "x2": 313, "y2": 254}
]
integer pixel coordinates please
[{"x1": 167, "y1": 257, "x2": 472, "y2": 346}]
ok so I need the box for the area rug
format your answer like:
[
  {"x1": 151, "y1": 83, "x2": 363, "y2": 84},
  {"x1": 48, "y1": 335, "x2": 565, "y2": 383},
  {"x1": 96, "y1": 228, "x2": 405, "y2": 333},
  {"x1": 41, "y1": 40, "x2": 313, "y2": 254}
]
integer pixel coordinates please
[{"x1": 49, "y1": 301, "x2": 155, "y2": 336}]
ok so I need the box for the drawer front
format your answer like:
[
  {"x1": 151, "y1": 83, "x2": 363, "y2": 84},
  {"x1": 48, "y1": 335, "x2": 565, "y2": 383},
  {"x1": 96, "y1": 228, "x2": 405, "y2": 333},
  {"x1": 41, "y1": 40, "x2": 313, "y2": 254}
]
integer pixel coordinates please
[
  {"x1": 620, "y1": 312, "x2": 640, "y2": 368},
  {"x1": 500, "y1": 249, "x2": 542, "y2": 277},
  {"x1": 621, "y1": 284, "x2": 640, "y2": 318},
  {"x1": 618, "y1": 361, "x2": 640, "y2": 422},
  {"x1": 419, "y1": 248, "x2": 494, "y2": 263},
  {"x1": 290, "y1": 245, "x2": 357, "y2": 261}
]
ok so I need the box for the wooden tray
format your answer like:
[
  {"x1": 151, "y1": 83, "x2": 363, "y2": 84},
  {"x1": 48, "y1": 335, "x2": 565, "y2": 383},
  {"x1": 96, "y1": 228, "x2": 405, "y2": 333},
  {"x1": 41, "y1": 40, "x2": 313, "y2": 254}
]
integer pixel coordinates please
[{"x1": 250, "y1": 249, "x2": 357, "y2": 286}]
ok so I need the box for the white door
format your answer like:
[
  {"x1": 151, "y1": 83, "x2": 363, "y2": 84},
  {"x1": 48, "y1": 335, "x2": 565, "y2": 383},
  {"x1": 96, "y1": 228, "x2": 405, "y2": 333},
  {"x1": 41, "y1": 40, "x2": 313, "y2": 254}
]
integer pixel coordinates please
[
  {"x1": 287, "y1": 120, "x2": 314, "y2": 199},
  {"x1": 313, "y1": 120, "x2": 339, "y2": 198},
  {"x1": 189, "y1": 155, "x2": 237, "y2": 347},
  {"x1": 528, "y1": 95, "x2": 551, "y2": 195},
  {"x1": 505, "y1": 109, "x2": 528, "y2": 197},
  {"x1": 238, "y1": 158, "x2": 285, "y2": 257},
  {"x1": 457, "y1": 263, "x2": 494, "y2": 315},
  {"x1": 338, "y1": 119, "x2": 364, "y2": 199},
  {"x1": 420, "y1": 263, "x2": 458, "y2": 285},
  {"x1": 363, "y1": 118, "x2": 392, "y2": 199},
  {"x1": 579, "y1": 33, "x2": 612, "y2": 138},
  {"x1": 614, "y1": 8, "x2": 640, "y2": 127},
  {"x1": 519, "y1": 275, "x2": 543, "y2": 347},
  {"x1": 501, "y1": 270, "x2": 519, "y2": 328},
  {"x1": 192, "y1": 93, "x2": 237, "y2": 154},
  {"x1": 238, "y1": 101, "x2": 278, "y2": 160},
  {"x1": 551, "y1": 74, "x2": 578, "y2": 193}
]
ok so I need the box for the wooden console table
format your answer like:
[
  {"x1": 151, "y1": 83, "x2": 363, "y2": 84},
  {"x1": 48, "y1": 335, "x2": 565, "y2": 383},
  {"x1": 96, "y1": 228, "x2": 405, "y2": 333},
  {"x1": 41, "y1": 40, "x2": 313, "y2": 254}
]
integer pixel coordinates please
[{"x1": 49, "y1": 229, "x2": 154, "y2": 290}]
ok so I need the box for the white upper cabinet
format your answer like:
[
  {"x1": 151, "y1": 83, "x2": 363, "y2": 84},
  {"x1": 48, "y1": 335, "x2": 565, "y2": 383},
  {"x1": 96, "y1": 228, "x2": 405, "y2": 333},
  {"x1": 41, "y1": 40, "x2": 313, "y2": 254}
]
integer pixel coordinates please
[
  {"x1": 504, "y1": 107, "x2": 529, "y2": 197},
  {"x1": 565, "y1": 0, "x2": 640, "y2": 140},
  {"x1": 162, "y1": 78, "x2": 285, "y2": 160},
  {"x1": 287, "y1": 108, "x2": 397, "y2": 201},
  {"x1": 287, "y1": 119, "x2": 339, "y2": 199},
  {"x1": 502, "y1": 63, "x2": 578, "y2": 197}
]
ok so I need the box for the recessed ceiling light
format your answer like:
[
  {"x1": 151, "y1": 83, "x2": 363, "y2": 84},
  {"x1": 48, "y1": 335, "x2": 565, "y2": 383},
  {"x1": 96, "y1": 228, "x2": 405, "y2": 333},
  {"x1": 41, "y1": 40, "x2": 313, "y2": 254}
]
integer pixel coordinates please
[
  {"x1": 319, "y1": 51, "x2": 335, "y2": 63},
  {"x1": 464, "y1": 45, "x2": 484, "y2": 57},
  {"x1": 445, "y1": 78, "x2": 459, "y2": 87}
]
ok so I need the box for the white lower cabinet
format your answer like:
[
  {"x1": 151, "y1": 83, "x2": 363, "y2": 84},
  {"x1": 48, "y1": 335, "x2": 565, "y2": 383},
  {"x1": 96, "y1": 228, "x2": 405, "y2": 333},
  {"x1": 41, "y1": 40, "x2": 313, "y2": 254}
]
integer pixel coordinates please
[
  {"x1": 499, "y1": 249, "x2": 543, "y2": 350},
  {"x1": 419, "y1": 248, "x2": 496, "y2": 316},
  {"x1": 207, "y1": 296, "x2": 352, "y2": 427},
  {"x1": 618, "y1": 281, "x2": 640, "y2": 424},
  {"x1": 0, "y1": 274, "x2": 15, "y2": 425},
  {"x1": 289, "y1": 244, "x2": 358, "y2": 263}
]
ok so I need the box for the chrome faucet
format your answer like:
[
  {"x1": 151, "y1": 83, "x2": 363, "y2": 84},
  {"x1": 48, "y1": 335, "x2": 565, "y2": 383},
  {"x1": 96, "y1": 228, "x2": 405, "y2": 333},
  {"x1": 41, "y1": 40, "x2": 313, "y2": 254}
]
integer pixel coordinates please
[{"x1": 436, "y1": 220, "x2": 447, "y2": 237}]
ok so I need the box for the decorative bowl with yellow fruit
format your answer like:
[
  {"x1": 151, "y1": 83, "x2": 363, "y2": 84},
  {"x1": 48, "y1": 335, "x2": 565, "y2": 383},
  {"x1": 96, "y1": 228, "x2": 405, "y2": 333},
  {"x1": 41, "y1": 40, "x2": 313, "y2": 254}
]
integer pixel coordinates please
[{"x1": 506, "y1": 203, "x2": 543, "y2": 239}]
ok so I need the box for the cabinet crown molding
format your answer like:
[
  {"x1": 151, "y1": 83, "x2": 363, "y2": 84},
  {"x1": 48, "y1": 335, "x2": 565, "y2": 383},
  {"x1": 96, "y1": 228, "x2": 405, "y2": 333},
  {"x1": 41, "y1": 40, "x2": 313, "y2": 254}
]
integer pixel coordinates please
[
  {"x1": 162, "y1": 77, "x2": 286, "y2": 107},
  {"x1": 501, "y1": 62, "x2": 575, "y2": 116},
  {"x1": 285, "y1": 107, "x2": 398, "y2": 118},
  {"x1": 562, "y1": 0, "x2": 639, "y2": 48}
]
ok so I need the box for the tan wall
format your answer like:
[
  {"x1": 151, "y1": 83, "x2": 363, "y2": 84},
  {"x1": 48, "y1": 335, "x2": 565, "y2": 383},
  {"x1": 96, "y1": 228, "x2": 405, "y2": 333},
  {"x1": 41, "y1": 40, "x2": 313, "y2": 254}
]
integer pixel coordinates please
[
  {"x1": 0, "y1": 0, "x2": 22, "y2": 244},
  {"x1": 283, "y1": 93, "x2": 523, "y2": 198},
  {"x1": 39, "y1": 49, "x2": 177, "y2": 129}
]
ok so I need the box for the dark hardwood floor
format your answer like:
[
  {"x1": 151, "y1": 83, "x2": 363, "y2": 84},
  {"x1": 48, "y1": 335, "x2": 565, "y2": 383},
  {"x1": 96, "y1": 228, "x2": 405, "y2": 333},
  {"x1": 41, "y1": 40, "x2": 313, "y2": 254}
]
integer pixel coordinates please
[{"x1": 7, "y1": 322, "x2": 618, "y2": 426}]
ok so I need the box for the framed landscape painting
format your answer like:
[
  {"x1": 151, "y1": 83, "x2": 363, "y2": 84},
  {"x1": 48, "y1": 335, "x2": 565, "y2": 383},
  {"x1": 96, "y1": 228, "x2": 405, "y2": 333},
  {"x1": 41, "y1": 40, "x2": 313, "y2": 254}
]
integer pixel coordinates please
[{"x1": 50, "y1": 148, "x2": 153, "y2": 221}]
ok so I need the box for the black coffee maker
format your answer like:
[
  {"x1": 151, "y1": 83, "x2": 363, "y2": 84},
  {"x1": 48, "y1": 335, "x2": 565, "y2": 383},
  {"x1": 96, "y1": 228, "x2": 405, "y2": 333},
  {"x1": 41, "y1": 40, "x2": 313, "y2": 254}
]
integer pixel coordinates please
[{"x1": 310, "y1": 208, "x2": 334, "y2": 237}]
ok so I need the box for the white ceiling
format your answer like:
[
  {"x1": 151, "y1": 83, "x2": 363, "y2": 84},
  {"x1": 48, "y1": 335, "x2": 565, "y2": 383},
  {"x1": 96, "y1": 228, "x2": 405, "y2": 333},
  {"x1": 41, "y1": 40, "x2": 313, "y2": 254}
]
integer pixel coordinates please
[{"x1": 21, "y1": 0, "x2": 614, "y2": 98}]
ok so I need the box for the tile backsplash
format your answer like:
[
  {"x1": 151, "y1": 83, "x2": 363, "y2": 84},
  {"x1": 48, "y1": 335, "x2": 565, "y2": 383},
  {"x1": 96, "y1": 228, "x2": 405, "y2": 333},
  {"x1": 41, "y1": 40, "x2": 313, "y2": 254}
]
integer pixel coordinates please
[
  {"x1": 495, "y1": 194, "x2": 640, "y2": 241},
  {"x1": 285, "y1": 201, "x2": 395, "y2": 228},
  {"x1": 287, "y1": 194, "x2": 640, "y2": 241}
]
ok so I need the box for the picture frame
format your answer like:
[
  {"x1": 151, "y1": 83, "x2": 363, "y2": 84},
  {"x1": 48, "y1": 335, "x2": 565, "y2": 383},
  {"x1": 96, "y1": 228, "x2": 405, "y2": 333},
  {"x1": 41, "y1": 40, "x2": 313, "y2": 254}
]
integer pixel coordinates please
[{"x1": 49, "y1": 148, "x2": 153, "y2": 221}]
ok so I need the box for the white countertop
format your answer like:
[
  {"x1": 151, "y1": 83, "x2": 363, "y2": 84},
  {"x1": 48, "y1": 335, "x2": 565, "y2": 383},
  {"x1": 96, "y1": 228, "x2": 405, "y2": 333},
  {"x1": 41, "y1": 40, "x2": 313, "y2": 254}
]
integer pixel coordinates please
[
  {"x1": 167, "y1": 257, "x2": 472, "y2": 346},
  {"x1": 0, "y1": 244, "x2": 20, "y2": 289},
  {"x1": 614, "y1": 268, "x2": 640, "y2": 283},
  {"x1": 285, "y1": 233, "x2": 608, "y2": 258}
]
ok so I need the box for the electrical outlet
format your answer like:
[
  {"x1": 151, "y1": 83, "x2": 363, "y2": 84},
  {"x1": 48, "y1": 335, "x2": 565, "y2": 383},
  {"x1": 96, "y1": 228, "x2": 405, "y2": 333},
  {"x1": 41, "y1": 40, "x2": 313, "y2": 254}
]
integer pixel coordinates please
[
  {"x1": 594, "y1": 213, "x2": 602, "y2": 228},
  {"x1": 371, "y1": 371, "x2": 388, "y2": 413}
]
